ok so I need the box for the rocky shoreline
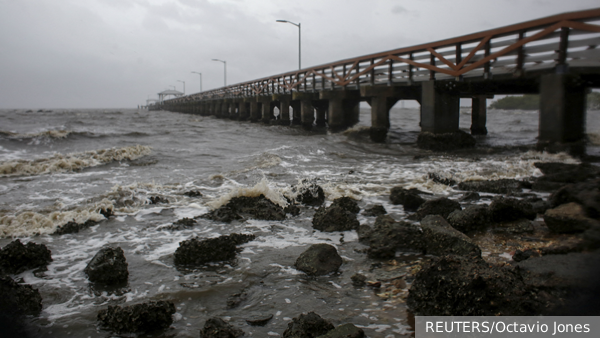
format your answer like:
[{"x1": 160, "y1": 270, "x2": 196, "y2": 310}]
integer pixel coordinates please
[{"x1": 1, "y1": 161, "x2": 600, "y2": 336}]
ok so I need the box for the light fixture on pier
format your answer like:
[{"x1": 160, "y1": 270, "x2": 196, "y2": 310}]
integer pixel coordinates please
[
  {"x1": 276, "y1": 19, "x2": 301, "y2": 70},
  {"x1": 212, "y1": 59, "x2": 227, "y2": 86},
  {"x1": 191, "y1": 72, "x2": 202, "y2": 92},
  {"x1": 177, "y1": 80, "x2": 185, "y2": 94}
]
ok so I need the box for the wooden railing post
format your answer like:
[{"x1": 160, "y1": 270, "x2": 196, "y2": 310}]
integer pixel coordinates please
[{"x1": 557, "y1": 27, "x2": 570, "y2": 73}]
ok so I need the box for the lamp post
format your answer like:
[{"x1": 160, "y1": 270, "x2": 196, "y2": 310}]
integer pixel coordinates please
[
  {"x1": 191, "y1": 71, "x2": 202, "y2": 92},
  {"x1": 276, "y1": 19, "x2": 301, "y2": 70},
  {"x1": 212, "y1": 59, "x2": 227, "y2": 86},
  {"x1": 177, "y1": 80, "x2": 185, "y2": 94}
]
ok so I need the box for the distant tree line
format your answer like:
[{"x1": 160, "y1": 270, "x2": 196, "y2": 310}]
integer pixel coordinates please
[{"x1": 489, "y1": 92, "x2": 600, "y2": 110}]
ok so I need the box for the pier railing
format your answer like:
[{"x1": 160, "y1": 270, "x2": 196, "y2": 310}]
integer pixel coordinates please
[{"x1": 165, "y1": 8, "x2": 600, "y2": 104}]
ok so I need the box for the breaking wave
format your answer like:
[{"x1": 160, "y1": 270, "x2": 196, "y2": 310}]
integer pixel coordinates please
[
  {"x1": 0, "y1": 129, "x2": 72, "y2": 139},
  {"x1": 0, "y1": 199, "x2": 114, "y2": 237},
  {"x1": 206, "y1": 178, "x2": 289, "y2": 209},
  {"x1": 0, "y1": 145, "x2": 152, "y2": 177}
]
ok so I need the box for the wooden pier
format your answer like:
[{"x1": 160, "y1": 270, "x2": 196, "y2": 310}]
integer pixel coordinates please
[{"x1": 151, "y1": 8, "x2": 600, "y2": 151}]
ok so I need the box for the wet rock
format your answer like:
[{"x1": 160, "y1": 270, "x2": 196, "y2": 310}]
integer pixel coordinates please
[
  {"x1": 359, "y1": 215, "x2": 422, "y2": 259},
  {"x1": 295, "y1": 244, "x2": 342, "y2": 276},
  {"x1": 525, "y1": 196, "x2": 550, "y2": 214},
  {"x1": 285, "y1": 203, "x2": 301, "y2": 216},
  {"x1": 54, "y1": 220, "x2": 98, "y2": 235},
  {"x1": 174, "y1": 233, "x2": 255, "y2": 266},
  {"x1": 512, "y1": 248, "x2": 542, "y2": 262},
  {"x1": 84, "y1": 247, "x2": 129, "y2": 285},
  {"x1": 245, "y1": 313, "x2": 274, "y2": 326},
  {"x1": 428, "y1": 172, "x2": 456, "y2": 186},
  {"x1": 544, "y1": 202, "x2": 598, "y2": 233},
  {"x1": 200, "y1": 317, "x2": 244, "y2": 337},
  {"x1": 184, "y1": 190, "x2": 203, "y2": 197},
  {"x1": 290, "y1": 180, "x2": 326, "y2": 206},
  {"x1": 362, "y1": 204, "x2": 386, "y2": 217},
  {"x1": 100, "y1": 207, "x2": 113, "y2": 218},
  {"x1": 0, "y1": 275, "x2": 43, "y2": 316},
  {"x1": 458, "y1": 191, "x2": 480, "y2": 202},
  {"x1": 531, "y1": 180, "x2": 566, "y2": 192},
  {"x1": 407, "y1": 254, "x2": 541, "y2": 316},
  {"x1": 316, "y1": 323, "x2": 365, "y2": 338},
  {"x1": 228, "y1": 195, "x2": 286, "y2": 220},
  {"x1": 97, "y1": 300, "x2": 176, "y2": 334},
  {"x1": 167, "y1": 217, "x2": 197, "y2": 230},
  {"x1": 0, "y1": 239, "x2": 52, "y2": 274},
  {"x1": 414, "y1": 197, "x2": 461, "y2": 220},
  {"x1": 312, "y1": 205, "x2": 360, "y2": 232},
  {"x1": 330, "y1": 197, "x2": 360, "y2": 214},
  {"x1": 416, "y1": 130, "x2": 476, "y2": 151},
  {"x1": 457, "y1": 179, "x2": 526, "y2": 194},
  {"x1": 549, "y1": 178, "x2": 600, "y2": 218},
  {"x1": 534, "y1": 162, "x2": 600, "y2": 184},
  {"x1": 419, "y1": 215, "x2": 481, "y2": 257},
  {"x1": 493, "y1": 219, "x2": 534, "y2": 234},
  {"x1": 226, "y1": 290, "x2": 248, "y2": 309},
  {"x1": 389, "y1": 187, "x2": 425, "y2": 211},
  {"x1": 489, "y1": 196, "x2": 536, "y2": 223},
  {"x1": 447, "y1": 205, "x2": 490, "y2": 233},
  {"x1": 149, "y1": 196, "x2": 168, "y2": 204},
  {"x1": 282, "y1": 312, "x2": 335, "y2": 338},
  {"x1": 351, "y1": 273, "x2": 367, "y2": 287},
  {"x1": 201, "y1": 205, "x2": 243, "y2": 223}
]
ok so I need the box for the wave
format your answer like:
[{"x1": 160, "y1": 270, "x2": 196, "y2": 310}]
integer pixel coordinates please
[
  {"x1": 0, "y1": 199, "x2": 113, "y2": 237},
  {"x1": 0, "y1": 145, "x2": 152, "y2": 177},
  {"x1": 206, "y1": 178, "x2": 289, "y2": 209},
  {"x1": 0, "y1": 129, "x2": 72, "y2": 139}
]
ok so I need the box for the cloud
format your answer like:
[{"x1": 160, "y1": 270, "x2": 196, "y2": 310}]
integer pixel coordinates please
[{"x1": 391, "y1": 5, "x2": 408, "y2": 14}]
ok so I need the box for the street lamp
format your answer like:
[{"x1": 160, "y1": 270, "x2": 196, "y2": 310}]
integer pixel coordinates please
[
  {"x1": 212, "y1": 59, "x2": 227, "y2": 86},
  {"x1": 191, "y1": 71, "x2": 202, "y2": 92},
  {"x1": 276, "y1": 19, "x2": 301, "y2": 70},
  {"x1": 177, "y1": 80, "x2": 185, "y2": 94}
]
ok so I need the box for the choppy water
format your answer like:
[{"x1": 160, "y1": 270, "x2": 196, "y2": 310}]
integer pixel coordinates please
[{"x1": 1, "y1": 107, "x2": 599, "y2": 337}]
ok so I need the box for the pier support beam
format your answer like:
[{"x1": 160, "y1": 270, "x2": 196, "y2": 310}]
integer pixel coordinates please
[
  {"x1": 273, "y1": 94, "x2": 291, "y2": 126},
  {"x1": 291, "y1": 100, "x2": 302, "y2": 126},
  {"x1": 249, "y1": 99, "x2": 261, "y2": 122},
  {"x1": 320, "y1": 90, "x2": 361, "y2": 132},
  {"x1": 258, "y1": 96, "x2": 274, "y2": 124},
  {"x1": 538, "y1": 73, "x2": 587, "y2": 153},
  {"x1": 292, "y1": 92, "x2": 318, "y2": 130},
  {"x1": 361, "y1": 86, "x2": 412, "y2": 142},
  {"x1": 314, "y1": 101, "x2": 328, "y2": 128},
  {"x1": 420, "y1": 80, "x2": 460, "y2": 134},
  {"x1": 471, "y1": 95, "x2": 489, "y2": 135}
]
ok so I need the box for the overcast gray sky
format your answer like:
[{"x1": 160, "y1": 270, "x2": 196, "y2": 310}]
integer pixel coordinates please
[{"x1": 0, "y1": 0, "x2": 598, "y2": 109}]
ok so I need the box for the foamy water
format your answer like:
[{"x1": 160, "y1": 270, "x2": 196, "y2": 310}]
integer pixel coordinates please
[{"x1": 0, "y1": 107, "x2": 598, "y2": 337}]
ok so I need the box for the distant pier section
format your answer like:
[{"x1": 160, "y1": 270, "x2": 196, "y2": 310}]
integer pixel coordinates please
[{"x1": 151, "y1": 8, "x2": 600, "y2": 151}]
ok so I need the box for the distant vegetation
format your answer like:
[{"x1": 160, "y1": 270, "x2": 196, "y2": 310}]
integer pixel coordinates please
[{"x1": 489, "y1": 92, "x2": 600, "y2": 110}]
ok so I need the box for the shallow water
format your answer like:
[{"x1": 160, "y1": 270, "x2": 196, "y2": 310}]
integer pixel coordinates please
[{"x1": 0, "y1": 107, "x2": 598, "y2": 337}]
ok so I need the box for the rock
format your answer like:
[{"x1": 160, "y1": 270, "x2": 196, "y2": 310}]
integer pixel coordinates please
[
  {"x1": 0, "y1": 276, "x2": 43, "y2": 316},
  {"x1": 549, "y1": 178, "x2": 600, "y2": 218},
  {"x1": 184, "y1": 190, "x2": 203, "y2": 197},
  {"x1": 531, "y1": 181, "x2": 566, "y2": 192},
  {"x1": 428, "y1": 172, "x2": 456, "y2": 186},
  {"x1": 316, "y1": 323, "x2": 365, "y2": 338},
  {"x1": 525, "y1": 197, "x2": 550, "y2": 214},
  {"x1": 489, "y1": 196, "x2": 536, "y2": 223},
  {"x1": 419, "y1": 215, "x2": 482, "y2": 257},
  {"x1": 351, "y1": 273, "x2": 367, "y2": 287},
  {"x1": 447, "y1": 205, "x2": 490, "y2": 233},
  {"x1": 534, "y1": 162, "x2": 600, "y2": 183},
  {"x1": 285, "y1": 204, "x2": 301, "y2": 216},
  {"x1": 416, "y1": 130, "x2": 476, "y2": 151},
  {"x1": 100, "y1": 206, "x2": 113, "y2": 219},
  {"x1": 84, "y1": 247, "x2": 128, "y2": 285},
  {"x1": 149, "y1": 196, "x2": 168, "y2": 204},
  {"x1": 407, "y1": 254, "x2": 541, "y2": 316},
  {"x1": 458, "y1": 191, "x2": 480, "y2": 202},
  {"x1": 203, "y1": 195, "x2": 285, "y2": 222},
  {"x1": 54, "y1": 220, "x2": 97, "y2": 235},
  {"x1": 226, "y1": 290, "x2": 248, "y2": 309},
  {"x1": 359, "y1": 215, "x2": 422, "y2": 259},
  {"x1": 0, "y1": 239, "x2": 52, "y2": 274},
  {"x1": 313, "y1": 205, "x2": 360, "y2": 232},
  {"x1": 245, "y1": 313, "x2": 273, "y2": 326},
  {"x1": 493, "y1": 218, "x2": 534, "y2": 234},
  {"x1": 414, "y1": 197, "x2": 461, "y2": 220},
  {"x1": 389, "y1": 187, "x2": 425, "y2": 211},
  {"x1": 167, "y1": 217, "x2": 197, "y2": 230},
  {"x1": 201, "y1": 205, "x2": 243, "y2": 223},
  {"x1": 97, "y1": 300, "x2": 176, "y2": 334},
  {"x1": 200, "y1": 318, "x2": 244, "y2": 337},
  {"x1": 174, "y1": 233, "x2": 255, "y2": 266},
  {"x1": 362, "y1": 204, "x2": 387, "y2": 217},
  {"x1": 330, "y1": 197, "x2": 360, "y2": 214},
  {"x1": 290, "y1": 180, "x2": 326, "y2": 206},
  {"x1": 457, "y1": 179, "x2": 526, "y2": 194},
  {"x1": 544, "y1": 202, "x2": 598, "y2": 233},
  {"x1": 295, "y1": 244, "x2": 342, "y2": 276},
  {"x1": 283, "y1": 312, "x2": 335, "y2": 338},
  {"x1": 512, "y1": 248, "x2": 542, "y2": 262}
]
